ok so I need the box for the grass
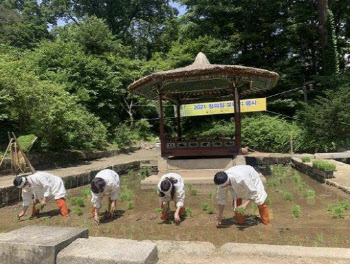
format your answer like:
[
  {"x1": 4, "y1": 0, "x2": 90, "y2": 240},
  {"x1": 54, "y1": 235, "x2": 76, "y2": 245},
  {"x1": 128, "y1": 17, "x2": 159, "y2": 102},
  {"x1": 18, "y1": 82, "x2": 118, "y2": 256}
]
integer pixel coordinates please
[
  {"x1": 305, "y1": 189, "x2": 315, "y2": 198},
  {"x1": 302, "y1": 156, "x2": 311, "y2": 163},
  {"x1": 312, "y1": 160, "x2": 336, "y2": 172},
  {"x1": 291, "y1": 205, "x2": 301, "y2": 218},
  {"x1": 283, "y1": 192, "x2": 293, "y2": 201},
  {"x1": 70, "y1": 197, "x2": 85, "y2": 207}
]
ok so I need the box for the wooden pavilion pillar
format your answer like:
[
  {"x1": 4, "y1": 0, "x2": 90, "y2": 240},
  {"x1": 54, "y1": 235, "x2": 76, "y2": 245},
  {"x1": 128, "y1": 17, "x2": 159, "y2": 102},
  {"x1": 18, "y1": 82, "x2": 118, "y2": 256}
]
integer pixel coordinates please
[
  {"x1": 176, "y1": 101, "x2": 182, "y2": 139},
  {"x1": 233, "y1": 81, "x2": 241, "y2": 152},
  {"x1": 158, "y1": 92, "x2": 166, "y2": 156}
]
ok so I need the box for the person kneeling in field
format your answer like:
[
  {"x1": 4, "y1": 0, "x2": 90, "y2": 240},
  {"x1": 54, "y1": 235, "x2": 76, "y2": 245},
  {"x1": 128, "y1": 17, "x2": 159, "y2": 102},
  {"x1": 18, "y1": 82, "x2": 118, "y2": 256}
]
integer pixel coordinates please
[
  {"x1": 157, "y1": 172, "x2": 185, "y2": 224},
  {"x1": 90, "y1": 169, "x2": 120, "y2": 224},
  {"x1": 214, "y1": 165, "x2": 269, "y2": 226},
  {"x1": 14, "y1": 172, "x2": 68, "y2": 219}
]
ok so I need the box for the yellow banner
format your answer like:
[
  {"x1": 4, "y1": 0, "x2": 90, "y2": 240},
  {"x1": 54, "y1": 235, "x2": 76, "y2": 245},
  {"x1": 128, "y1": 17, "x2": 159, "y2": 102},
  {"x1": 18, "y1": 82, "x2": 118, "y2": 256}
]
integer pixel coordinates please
[{"x1": 180, "y1": 98, "x2": 266, "y2": 117}]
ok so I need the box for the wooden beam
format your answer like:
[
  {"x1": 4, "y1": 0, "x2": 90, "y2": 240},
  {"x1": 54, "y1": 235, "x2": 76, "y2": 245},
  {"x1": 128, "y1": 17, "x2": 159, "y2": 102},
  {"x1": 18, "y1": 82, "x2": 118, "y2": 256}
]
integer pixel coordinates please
[
  {"x1": 158, "y1": 92, "x2": 166, "y2": 157},
  {"x1": 176, "y1": 101, "x2": 182, "y2": 139},
  {"x1": 233, "y1": 80, "x2": 241, "y2": 152}
]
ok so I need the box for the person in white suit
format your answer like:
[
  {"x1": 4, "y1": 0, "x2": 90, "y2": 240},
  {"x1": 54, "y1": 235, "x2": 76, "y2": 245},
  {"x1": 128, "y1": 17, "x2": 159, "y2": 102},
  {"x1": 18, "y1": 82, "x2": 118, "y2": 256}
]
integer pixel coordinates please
[
  {"x1": 157, "y1": 172, "x2": 185, "y2": 224},
  {"x1": 214, "y1": 165, "x2": 269, "y2": 226},
  {"x1": 14, "y1": 171, "x2": 68, "y2": 219},
  {"x1": 90, "y1": 169, "x2": 120, "y2": 224}
]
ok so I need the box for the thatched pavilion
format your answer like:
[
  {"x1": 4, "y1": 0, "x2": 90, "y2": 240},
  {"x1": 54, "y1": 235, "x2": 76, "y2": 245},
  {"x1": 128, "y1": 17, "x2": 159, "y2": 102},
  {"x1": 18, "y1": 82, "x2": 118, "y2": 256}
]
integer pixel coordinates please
[{"x1": 128, "y1": 52, "x2": 279, "y2": 158}]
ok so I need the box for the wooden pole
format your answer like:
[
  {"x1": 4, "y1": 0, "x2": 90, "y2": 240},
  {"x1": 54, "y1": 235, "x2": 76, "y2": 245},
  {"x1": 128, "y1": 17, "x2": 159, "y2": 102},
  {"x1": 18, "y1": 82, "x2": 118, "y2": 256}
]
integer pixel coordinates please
[
  {"x1": 11, "y1": 132, "x2": 35, "y2": 173},
  {"x1": 0, "y1": 139, "x2": 13, "y2": 169},
  {"x1": 158, "y1": 92, "x2": 166, "y2": 157},
  {"x1": 176, "y1": 101, "x2": 182, "y2": 139},
  {"x1": 233, "y1": 80, "x2": 241, "y2": 152}
]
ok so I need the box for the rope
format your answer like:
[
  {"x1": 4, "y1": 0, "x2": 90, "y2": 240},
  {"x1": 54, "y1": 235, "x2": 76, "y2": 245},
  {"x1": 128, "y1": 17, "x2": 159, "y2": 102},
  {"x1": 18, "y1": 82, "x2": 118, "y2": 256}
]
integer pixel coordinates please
[{"x1": 266, "y1": 86, "x2": 304, "y2": 99}]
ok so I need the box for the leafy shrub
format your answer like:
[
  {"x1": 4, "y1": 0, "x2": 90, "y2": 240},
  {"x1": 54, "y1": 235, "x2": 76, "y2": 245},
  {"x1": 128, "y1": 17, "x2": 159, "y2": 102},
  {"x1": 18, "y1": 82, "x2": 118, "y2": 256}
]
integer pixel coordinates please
[
  {"x1": 291, "y1": 205, "x2": 301, "y2": 218},
  {"x1": 305, "y1": 189, "x2": 315, "y2": 198},
  {"x1": 190, "y1": 189, "x2": 197, "y2": 196},
  {"x1": 113, "y1": 123, "x2": 136, "y2": 148},
  {"x1": 134, "y1": 119, "x2": 153, "y2": 141},
  {"x1": 312, "y1": 160, "x2": 336, "y2": 172},
  {"x1": 283, "y1": 192, "x2": 293, "y2": 201},
  {"x1": 73, "y1": 206, "x2": 83, "y2": 216},
  {"x1": 302, "y1": 156, "x2": 311, "y2": 163},
  {"x1": 201, "y1": 202, "x2": 209, "y2": 211},
  {"x1": 70, "y1": 197, "x2": 85, "y2": 207}
]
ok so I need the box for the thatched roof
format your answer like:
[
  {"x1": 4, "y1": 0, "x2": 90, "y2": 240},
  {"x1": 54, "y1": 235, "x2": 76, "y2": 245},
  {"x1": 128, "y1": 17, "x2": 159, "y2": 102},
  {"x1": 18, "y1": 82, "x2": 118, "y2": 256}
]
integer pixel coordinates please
[{"x1": 128, "y1": 52, "x2": 279, "y2": 104}]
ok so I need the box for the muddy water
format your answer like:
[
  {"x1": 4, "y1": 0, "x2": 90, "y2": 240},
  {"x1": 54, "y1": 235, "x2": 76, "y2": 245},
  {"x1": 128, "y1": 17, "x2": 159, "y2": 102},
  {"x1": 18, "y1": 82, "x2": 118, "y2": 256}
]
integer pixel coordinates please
[{"x1": 0, "y1": 167, "x2": 349, "y2": 247}]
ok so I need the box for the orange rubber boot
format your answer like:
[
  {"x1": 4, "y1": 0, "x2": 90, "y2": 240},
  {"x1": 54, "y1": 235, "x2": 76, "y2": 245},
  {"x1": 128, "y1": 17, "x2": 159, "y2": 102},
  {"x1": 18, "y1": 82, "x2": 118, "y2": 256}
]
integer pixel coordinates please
[
  {"x1": 258, "y1": 203, "x2": 270, "y2": 225},
  {"x1": 55, "y1": 198, "x2": 69, "y2": 217}
]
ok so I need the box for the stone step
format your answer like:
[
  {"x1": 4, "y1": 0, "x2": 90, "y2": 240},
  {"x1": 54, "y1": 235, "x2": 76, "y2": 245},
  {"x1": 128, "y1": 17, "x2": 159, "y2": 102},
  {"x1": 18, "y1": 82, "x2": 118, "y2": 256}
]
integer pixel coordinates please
[
  {"x1": 0, "y1": 226, "x2": 88, "y2": 264},
  {"x1": 57, "y1": 237, "x2": 158, "y2": 264}
]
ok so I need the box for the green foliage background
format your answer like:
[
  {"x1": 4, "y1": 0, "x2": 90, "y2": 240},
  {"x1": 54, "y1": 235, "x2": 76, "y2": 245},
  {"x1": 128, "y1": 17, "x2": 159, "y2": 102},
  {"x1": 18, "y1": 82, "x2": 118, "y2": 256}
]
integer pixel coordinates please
[{"x1": 0, "y1": 0, "x2": 350, "y2": 152}]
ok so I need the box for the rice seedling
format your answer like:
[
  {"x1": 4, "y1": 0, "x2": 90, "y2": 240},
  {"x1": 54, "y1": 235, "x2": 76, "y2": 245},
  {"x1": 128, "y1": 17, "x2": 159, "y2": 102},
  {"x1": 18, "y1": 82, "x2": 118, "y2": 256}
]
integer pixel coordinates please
[
  {"x1": 316, "y1": 232, "x2": 324, "y2": 244},
  {"x1": 208, "y1": 191, "x2": 215, "y2": 201},
  {"x1": 70, "y1": 197, "x2": 85, "y2": 207},
  {"x1": 297, "y1": 181, "x2": 307, "y2": 191},
  {"x1": 236, "y1": 208, "x2": 245, "y2": 215},
  {"x1": 283, "y1": 192, "x2": 293, "y2": 201},
  {"x1": 339, "y1": 200, "x2": 350, "y2": 210},
  {"x1": 80, "y1": 187, "x2": 91, "y2": 198},
  {"x1": 185, "y1": 207, "x2": 193, "y2": 217},
  {"x1": 305, "y1": 189, "x2": 315, "y2": 198},
  {"x1": 291, "y1": 205, "x2": 300, "y2": 218},
  {"x1": 155, "y1": 207, "x2": 162, "y2": 213},
  {"x1": 207, "y1": 206, "x2": 215, "y2": 214},
  {"x1": 201, "y1": 202, "x2": 209, "y2": 211},
  {"x1": 267, "y1": 179, "x2": 278, "y2": 186},
  {"x1": 292, "y1": 172, "x2": 302, "y2": 183},
  {"x1": 327, "y1": 204, "x2": 334, "y2": 212},
  {"x1": 258, "y1": 231, "x2": 263, "y2": 240},
  {"x1": 333, "y1": 235, "x2": 340, "y2": 244},
  {"x1": 127, "y1": 201, "x2": 134, "y2": 209},
  {"x1": 190, "y1": 189, "x2": 197, "y2": 196},
  {"x1": 119, "y1": 189, "x2": 133, "y2": 202},
  {"x1": 73, "y1": 206, "x2": 83, "y2": 216},
  {"x1": 332, "y1": 205, "x2": 345, "y2": 218},
  {"x1": 265, "y1": 197, "x2": 271, "y2": 205},
  {"x1": 186, "y1": 183, "x2": 193, "y2": 191}
]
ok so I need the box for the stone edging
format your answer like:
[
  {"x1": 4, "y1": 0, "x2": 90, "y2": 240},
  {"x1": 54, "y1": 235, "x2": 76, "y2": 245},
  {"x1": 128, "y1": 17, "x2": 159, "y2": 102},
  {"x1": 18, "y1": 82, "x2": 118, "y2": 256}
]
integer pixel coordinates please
[{"x1": 291, "y1": 157, "x2": 334, "y2": 183}]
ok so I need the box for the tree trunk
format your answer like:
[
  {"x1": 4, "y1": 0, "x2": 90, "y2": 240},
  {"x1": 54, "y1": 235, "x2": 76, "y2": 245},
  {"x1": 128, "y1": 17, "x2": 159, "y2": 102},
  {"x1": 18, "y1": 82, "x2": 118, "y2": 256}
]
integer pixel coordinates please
[{"x1": 317, "y1": 0, "x2": 328, "y2": 47}]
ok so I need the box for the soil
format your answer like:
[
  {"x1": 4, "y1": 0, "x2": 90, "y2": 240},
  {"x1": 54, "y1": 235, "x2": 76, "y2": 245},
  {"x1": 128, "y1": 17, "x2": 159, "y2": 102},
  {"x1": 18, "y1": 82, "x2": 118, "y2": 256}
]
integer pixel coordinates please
[{"x1": 1, "y1": 166, "x2": 350, "y2": 248}]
